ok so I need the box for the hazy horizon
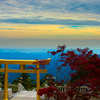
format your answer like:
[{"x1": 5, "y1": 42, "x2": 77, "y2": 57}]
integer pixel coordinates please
[
  {"x1": 0, "y1": 48, "x2": 100, "y2": 54},
  {"x1": 0, "y1": 38, "x2": 100, "y2": 49}
]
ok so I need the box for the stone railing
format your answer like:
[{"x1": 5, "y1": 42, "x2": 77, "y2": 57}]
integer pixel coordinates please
[
  {"x1": 57, "y1": 85, "x2": 88, "y2": 93},
  {"x1": 57, "y1": 85, "x2": 67, "y2": 92},
  {"x1": 8, "y1": 83, "x2": 18, "y2": 92},
  {"x1": 0, "y1": 83, "x2": 25, "y2": 92}
]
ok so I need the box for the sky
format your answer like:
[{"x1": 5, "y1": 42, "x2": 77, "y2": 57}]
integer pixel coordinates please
[{"x1": 0, "y1": 0, "x2": 100, "y2": 49}]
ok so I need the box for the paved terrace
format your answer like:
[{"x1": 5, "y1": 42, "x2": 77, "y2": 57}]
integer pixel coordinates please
[
  {"x1": 10, "y1": 91, "x2": 55, "y2": 100},
  {"x1": 10, "y1": 91, "x2": 37, "y2": 100},
  {"x1": 9, "y1": 91, "x2": 99, "y2": 100}
]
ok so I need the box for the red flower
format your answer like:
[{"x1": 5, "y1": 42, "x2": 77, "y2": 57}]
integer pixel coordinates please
[
  {"x1": 70, "y1": 73, "x2": 76, "y2": 77},
  {"x1": 50, "y1": 51, "x2": 57, "y2": 55},
  {"x1": 57, "y1": 50, "x2": 62, "y2": 53},
  {"x1": 57, "y1": 66, "x2": 61, "y2": 70},
  {"x1": 95, "y1": 69, "x2": 100, "y2": 77},
  {"x1": 67, "y1": 90, "x2": 74, "y2": 98},
  {"x1": 94, "y1": 94, "x2": 98, "y2": 97},
  {"x1": 27, "y1": 66, "x2": 35, "y2": 69},
  {"x1": 84, "y1": 65, "x2": 95, "y2": 71},
  {"x1": 91, "y1": 78, "x2": 97, "y2": 82}
]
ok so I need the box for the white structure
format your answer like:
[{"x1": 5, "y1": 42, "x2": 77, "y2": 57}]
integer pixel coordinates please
[{"x1": 0, "y1": 88, "x2": 12, "y2": 100}]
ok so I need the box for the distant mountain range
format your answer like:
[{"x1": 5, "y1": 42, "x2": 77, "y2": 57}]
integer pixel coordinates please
[{"x1": 0, "y1": 48, "x2": 100, "y2": 83}]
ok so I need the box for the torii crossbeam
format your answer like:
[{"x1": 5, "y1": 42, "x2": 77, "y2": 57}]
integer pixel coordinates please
[{"x1": 0, "y1": 58, "x2": 51, "y2": 100}]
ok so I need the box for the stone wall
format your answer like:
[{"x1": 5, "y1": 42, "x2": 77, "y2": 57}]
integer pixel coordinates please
[{"x1": 0, "y1": 88, "x2": 12, "y2": 100}]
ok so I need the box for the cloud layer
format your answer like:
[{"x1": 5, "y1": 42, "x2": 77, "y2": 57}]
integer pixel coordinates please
[
  {"x1": 0, "y1": 18, "x2": 100, "y2": 25},
  {"x1": 0, "y1": 0, "x2": 100, "y2": 25}
]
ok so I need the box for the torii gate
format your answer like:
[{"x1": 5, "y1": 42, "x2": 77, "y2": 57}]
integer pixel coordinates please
[{"x1": 0, "y1": 58, "x2": 51, "y2": 100}]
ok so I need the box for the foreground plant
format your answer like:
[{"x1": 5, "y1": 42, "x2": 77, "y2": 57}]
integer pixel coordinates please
[
  {"x1": 38, "y1": 86, "x2": 68, "y2": 100},
  {"x1": 38, "y1": 45, "x2": 100, "y2": 100}
]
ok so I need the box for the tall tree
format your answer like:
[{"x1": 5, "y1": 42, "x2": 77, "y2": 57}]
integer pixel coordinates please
[{"x1": 12, "y1": 73, "x2": 35, "y2": 90}]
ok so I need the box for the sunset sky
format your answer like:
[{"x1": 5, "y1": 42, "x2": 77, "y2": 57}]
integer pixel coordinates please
[{"x1": 0, "y1": 0, "x2": 100, "y2": 49}]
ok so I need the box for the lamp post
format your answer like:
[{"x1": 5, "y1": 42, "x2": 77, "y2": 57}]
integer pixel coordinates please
[
  {"x1": 44, "y1": 75, "x2": 55, "y2": 85},
  {"x1": 18, "y1": 77, "x2": 23, "y2": 83}
]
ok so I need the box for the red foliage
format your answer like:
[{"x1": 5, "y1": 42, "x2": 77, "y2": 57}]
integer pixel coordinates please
[
  {"x1": 38, "y1": 46, "x2": 100, "y2": 100},
  {"x1": 70, "y1": 73, "x2": 76, "y2": 77},
  {"x1": 67, "y1": 90, "x2": 74, "y2": 98},
  {"x1": 49, "y1": 51, "x2": 57, "y2": 55},
  {"x1": 59, "y1": 47, "x2": 100, "y2": 99},
  {"x1": 38, "y1": 86, "x2": 67, "y2": 99},
  {"x1": 27, "y1": 66, "x2": 35, "y2": 69}
]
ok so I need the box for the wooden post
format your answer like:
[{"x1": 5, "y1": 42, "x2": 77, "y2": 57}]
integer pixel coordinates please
[
  {"x1": 20, "y1": 64, "x2": 24, "y2": 70},
  {"x1": 20, "y1": 64, "x2": 26, "y2": 70},
  {"x1": 3, "y1": 64, "x2": 8, "y2": 100},
  {"x1": 36, "y1": 63, "x2": 40, "y2": 100}
]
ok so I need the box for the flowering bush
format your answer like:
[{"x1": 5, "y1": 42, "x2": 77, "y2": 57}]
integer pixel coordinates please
[
  {"x1": 38, "y1": 45, "x2": 100, "y2": 100},
  {"x1": 38, "y1": 86, "x2": 68, "y2": 100}
]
